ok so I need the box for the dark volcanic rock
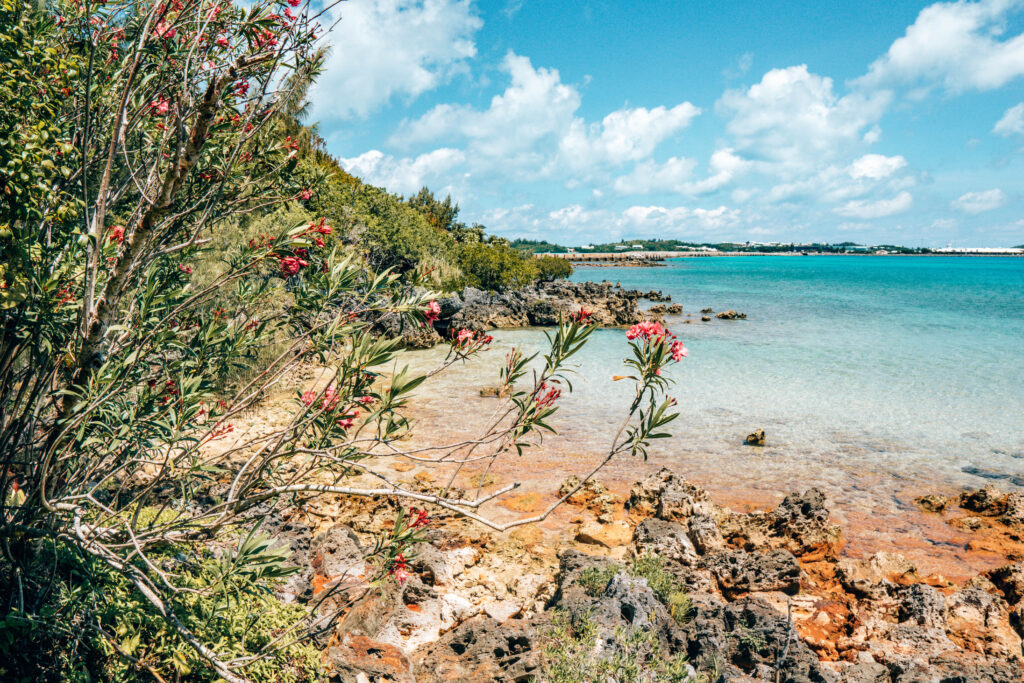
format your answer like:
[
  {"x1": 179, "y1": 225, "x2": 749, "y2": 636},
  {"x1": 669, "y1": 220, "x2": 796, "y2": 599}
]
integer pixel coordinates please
[
  {"x1": 433, "y1": 280, "x2": 649, "y2": 337},
  {"x1": 744, "y1": 428, "x2": 766, "y2": 446},
  {"x1": 896, "y1": 583, "x2": 947, "y2": 629},
  {"x1": 702, "y1": 549, "x2": 801, "y2": 598},
  {"x1": 633, "y1": 518, "x2": 699, "y2": 566},
  {"x1": 411, "y1": 615, "x2": 543, "y2": 682},
  {"x1": 683, "y1": 595, "x2": 833, "y2": 682}
]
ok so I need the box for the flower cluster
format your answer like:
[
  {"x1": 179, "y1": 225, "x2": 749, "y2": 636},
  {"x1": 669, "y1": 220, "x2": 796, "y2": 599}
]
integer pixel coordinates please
[
  {"x1": 670, "y1": 340, "x2": 688, "y2": 362},
  {"x1": 535, "y1": 381, "x2": 561, "y2": 408},
  {"x1": 624, "y1": 319, "x2": 689, "y2": 374},
  {"x1": 389, "y1": 553, "x2": 410, "y2": 584},
  {"x1": 424, "y1": 300, "x2": 440, "y2": 325},
  {"x1": 305, "y1": 217, "x2": 332, "y2": 246},
  {"x1": 452, "y1": 328, "x2": 493, "y2": 354},
  {"x1": 336, "y1": 410, "x2": 358, "y2": 430},
  {"x1": 300, "y1": 383, "x2": 339, "y2": 410},
  {"x1": 626, "y1": 320, "x2": 668, "y2": 341},
  {"x1": 149, "y1": 96, "x2": 169, "y2": 117},
  {"x1": 278, "y1": 255, "x2": 308, "y2": 276},
  {"x1": 408, "y1": 506, "x2": 430, "y2": 529},
  {"x1": 108, "y1": 225, "x2": 124, "y2": 244},
  {"x1": 569, "y1": 308, "x2": 593, "y2": 324}
]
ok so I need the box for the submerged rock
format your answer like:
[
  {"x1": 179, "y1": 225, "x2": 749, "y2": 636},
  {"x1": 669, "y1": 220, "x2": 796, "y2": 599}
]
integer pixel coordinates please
[
  {"x1": 913, "y1": 494, "x2": 951, "y2": 513},
  {"x1": 744, "y1": 428, "x2": 766, "y2": 446}
]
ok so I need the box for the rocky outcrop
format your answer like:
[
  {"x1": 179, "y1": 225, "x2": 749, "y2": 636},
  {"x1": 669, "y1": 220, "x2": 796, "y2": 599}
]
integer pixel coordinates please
[
  {"x1": 411, "y1": 615, "x2": 544, "y2": 682},
  {"x1": 294, "y1": 474, "x2": 1023, "y2": 682},
  {"x1": 432, "y1": 280, "x2": 653, "y2": 336},
  {"x1": 716, "y1": 309, "x2": 747, "y2": 320}
]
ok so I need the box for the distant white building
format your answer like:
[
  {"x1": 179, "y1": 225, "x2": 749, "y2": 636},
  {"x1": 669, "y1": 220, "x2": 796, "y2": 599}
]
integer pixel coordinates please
[{"x1": 935, "y1": 247, "x2": 1024, "y2": 254}]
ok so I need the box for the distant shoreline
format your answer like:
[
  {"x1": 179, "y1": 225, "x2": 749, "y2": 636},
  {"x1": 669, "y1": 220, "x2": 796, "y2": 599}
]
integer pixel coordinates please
[{"x1": 565, "y1": 251, "x2": 1024, "y2": 265}]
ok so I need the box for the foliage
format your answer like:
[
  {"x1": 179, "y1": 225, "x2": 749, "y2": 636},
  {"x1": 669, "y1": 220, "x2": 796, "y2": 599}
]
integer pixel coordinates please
[
  {"x1": 535, "y1": 255, "x2": 573, "y2": 282},
  {"x1": 542, "y1": 610, "x2": 695, "y2": 682},
  {"x1": 0, "y1": 534, "x2": 321, "y2": 683},
  {"x1": 631, "y1": 554, "x2": 692, "y2": 625},
  {"x1": 0, "y1": 2, "x2": 685, "y2": 681},
  {"x1": 456, "y1": 239, "x2": 541, "y2": 292},
  {"x1": 577, "y1": 565, "x2": 618, "y2": 597},
  {"x1": 510, "y1": 238, "x2": 569, "y2": 254}
]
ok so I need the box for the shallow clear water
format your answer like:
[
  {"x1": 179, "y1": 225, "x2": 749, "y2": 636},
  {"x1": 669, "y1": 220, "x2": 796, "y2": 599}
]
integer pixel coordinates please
[{"x1": 402, "y1": 255, "x2": 1024, "y2": 574}]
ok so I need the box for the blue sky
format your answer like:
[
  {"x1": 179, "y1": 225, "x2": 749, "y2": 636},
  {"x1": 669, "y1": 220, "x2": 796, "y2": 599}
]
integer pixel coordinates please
[{"x1": 308, "y1": 0, "x2": 1024, "y2": 246}]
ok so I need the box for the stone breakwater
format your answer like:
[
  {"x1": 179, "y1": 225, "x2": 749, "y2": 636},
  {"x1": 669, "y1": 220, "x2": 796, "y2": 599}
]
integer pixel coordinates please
[{"x1": 271, "y1": 469, "x2": 1024, "y2": 682}]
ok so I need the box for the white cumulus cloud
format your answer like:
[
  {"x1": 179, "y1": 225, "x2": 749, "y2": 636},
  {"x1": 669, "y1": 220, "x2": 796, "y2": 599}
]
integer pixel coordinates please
[
  {"x1": 389, "y1": 52, "x2": 700, "y2": 182},
  {"x1": 310, "y1": 0, "x2": 482, "y2": 120},
  {"x1": 718, "y1": 65, "x2": 890, "y2": 174},
  {"x1": 849, "y1": 154, "x2": 908, "y2": 179},
  {"x1": 338, "y1": 148, "x2": 466, "y2": 195},
  {"x1": 993, "y1": 102, "x2": 1024, "y2": 135},
  {"x1": 834, "y1": 191, "x2": 913, "y2": 219},
  {"x1": 857, "y1": 0, "x2": 1024, "y2": 94},
  {"x1": 952, "y1": 188, "x2": 1007, "y2": 213}
]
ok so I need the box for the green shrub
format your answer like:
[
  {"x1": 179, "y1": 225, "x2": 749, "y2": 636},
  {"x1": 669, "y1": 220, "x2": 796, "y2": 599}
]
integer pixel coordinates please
[
  {"x1": 577, "y1": 565, "x2": 618, "y2": 597},
  {"x1": 535, "y1": 256, "x2": 573, "y2": 282},
  {"x1": 630, "y1": 554, "x2": 692, "y2": 625},
  {"x1": 456, "y1": 240, "x2": 540, "y2": 292},
  {"x1": 0, "y1": 533, "x2": 321, "y2": 683},
  {"x1": 542, "y1": 610, "x2": 695, "y2": 682}
]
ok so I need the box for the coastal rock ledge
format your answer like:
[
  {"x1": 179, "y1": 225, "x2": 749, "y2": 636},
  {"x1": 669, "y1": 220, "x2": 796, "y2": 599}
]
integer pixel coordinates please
[
  {"x1": 437, "y1": 280, "x2": 647, "y2": 334},
  {"x1": 375, "y1": 280, "x2": 654, "y2": 347},
  {"x1": 301, "y1": 470, "x2": 1024, "y2": 682}
]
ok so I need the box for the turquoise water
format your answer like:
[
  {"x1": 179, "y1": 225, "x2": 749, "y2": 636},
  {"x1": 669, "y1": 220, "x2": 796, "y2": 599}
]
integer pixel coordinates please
[
  {"x1": 404, "y1": 255, "x2": 1023, "y2": 569},
  {"x1": 566, "y1": 255, "x2": 1024, "y2": 487}
]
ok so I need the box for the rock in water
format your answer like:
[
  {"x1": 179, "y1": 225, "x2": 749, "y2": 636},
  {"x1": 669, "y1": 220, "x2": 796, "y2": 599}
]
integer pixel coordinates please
[
  {"x1": 715, "y1": 309, "x2": 746, "y2": 320},
  {"x1": 744, "y1": 428, "x2": 766, "y2": 446},
  {"x1": 914, "y1": 494, "x2": 951, "y2": 513}
]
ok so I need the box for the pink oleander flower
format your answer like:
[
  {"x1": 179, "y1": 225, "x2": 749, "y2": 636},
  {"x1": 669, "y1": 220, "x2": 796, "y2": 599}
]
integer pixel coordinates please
[
  {"x1": 336, "y1": 410, "x2": 358, "y2": 429},
  {"x1": 299, "y1": 188, "x2": 313, "y2": 200},
  {"x1": 149, "y1": 96, "x2": 169, "y2": 117},
  {"x1": 300, "y1": 390, "x2": 316, "y2": 406},
  {"x1": 626, "y1": 320, "x2": 668, "y2": 341},
  {"x1": 215, "y1": 35, "x2": 229, "y2": 48},
  {"x1": 108, "y1": 225, "x2": 124, "y2": 243},
  {"x1": 321, "y1": 384, "x2": 339, "y2": 410},
  {"x1": 390, "y1": 553, "x2": 410, "y2": 584},
  {"x1": 454, "y1": 328, "x2": 474, "y2": 345},
  {"x1": 278, "y1": 255, "x2": 308, "y2": 276},
  {"x1": 424, "y1": 300, "x2": 441, "y2": 325},
  {"x1": 234, "y1": 80, "x2": 249, "y2": 96},
  {"x1": 670, "y1": 340, "x2": 688, "y2": 362},
  {"x1": 535, "y1": 382, "x2": 561, "y2": 408},
  {"x1": 356, "y1": 395, "x2": 375, "y2": 405},
  {"x1": 152, "y1": 20, "x2": 176, "y2": 39},
  {"x1": 178, "y1": 263, "x2": 193, "y2": 274},
  {"x1": 569, "y1": 308, "x2": 593, "y2": 324},
  {"x1": 409, "y1": 506, "x2": 430, "y2": 528},
  {"x1": 287, "y1": 0, "x2": 300, "y2": 6}
]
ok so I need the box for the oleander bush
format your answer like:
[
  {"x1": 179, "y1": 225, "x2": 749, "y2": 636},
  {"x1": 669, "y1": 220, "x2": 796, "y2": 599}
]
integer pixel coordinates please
[{"x1": 0, "y1": 1, "x2": 684, "y2": 680}]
